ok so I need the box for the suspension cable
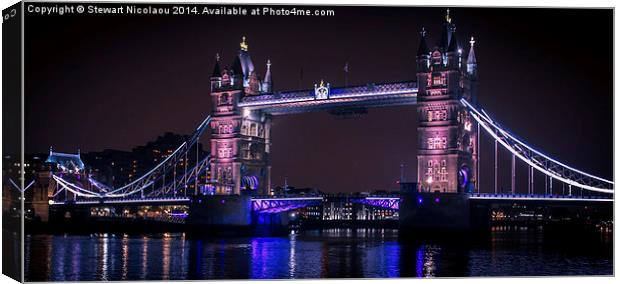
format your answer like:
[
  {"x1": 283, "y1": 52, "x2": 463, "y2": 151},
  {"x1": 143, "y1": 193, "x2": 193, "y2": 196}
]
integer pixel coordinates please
[{"x1": 461, "y1": 98, "x2": 613, "y2": 194}]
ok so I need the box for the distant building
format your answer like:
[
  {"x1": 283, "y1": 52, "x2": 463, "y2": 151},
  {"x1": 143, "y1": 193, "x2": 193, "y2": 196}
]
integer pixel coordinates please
[
  {"x1": 293, "y1": 193, "x2": 399, "y2": 222},
  {"x1": 297, "y1": 204, "x2": 323, "y2": 221},
  {"x1": 81, "y1": 132, "x2": 210, "y2": 193},
  {"x1": 45, "y1": 148, "x2": 84, "y2": 173},
  {"x1": 81, "y1": 149, "x2": 135, "y2": 188},
  {"x1": 270, "y1": 185, "x2": 323, "y2": 196},
  {"x1": 2, "y1": 131, "x2": 212, "y2": 220},
  {"x1": 3, "y1": 153, "x2": 55, "y2": 221}
]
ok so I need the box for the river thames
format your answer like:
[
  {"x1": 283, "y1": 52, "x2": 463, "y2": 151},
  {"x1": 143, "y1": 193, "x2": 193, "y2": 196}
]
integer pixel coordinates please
[{"x1": 20, "y1": 227, "x2": 612, "y2": 281}]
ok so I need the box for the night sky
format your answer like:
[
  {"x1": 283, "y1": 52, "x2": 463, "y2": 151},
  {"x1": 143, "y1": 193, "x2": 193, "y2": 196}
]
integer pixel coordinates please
[{"x1": 24, "y1": 5, "x2": 613, "y2": 193}]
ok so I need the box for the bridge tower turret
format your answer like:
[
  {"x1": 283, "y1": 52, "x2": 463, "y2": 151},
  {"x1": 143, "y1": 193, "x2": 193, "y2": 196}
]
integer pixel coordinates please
[
  {"x1": 463, "y1": 36, "x2": 479, "y2": 192},
  {"x1": 209, "y1": 37, "x2": 272, "y2": 196},
  {"x1": 416, "y1": 27, "x2": 430, "y2": 73},
  {"x1": 415, "y1": 10, "x2": 476, "y2": 194},
  {"x1": 262, "y1": 60, "x2": 273, "y2": 93},
  {"x1": 464, "y1": 37, "x2": 478, "y2": 102},
  {"x1": 210, "y1": 53, "x2": 222, "y2": 91}
]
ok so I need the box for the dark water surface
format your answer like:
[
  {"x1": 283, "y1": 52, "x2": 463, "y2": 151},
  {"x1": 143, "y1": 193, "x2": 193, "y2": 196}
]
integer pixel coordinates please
[{"x1": 24, "y1": 227, "x2": 612, "y2": 281}]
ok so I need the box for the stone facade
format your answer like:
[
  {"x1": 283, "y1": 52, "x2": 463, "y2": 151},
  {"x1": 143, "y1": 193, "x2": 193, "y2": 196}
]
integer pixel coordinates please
[
  {"x1": 209, "y1": 39, "x2": 272, "y2": 195},
  {"x1": 415, "y1": 15, "x2": 478, "y2": 193}
]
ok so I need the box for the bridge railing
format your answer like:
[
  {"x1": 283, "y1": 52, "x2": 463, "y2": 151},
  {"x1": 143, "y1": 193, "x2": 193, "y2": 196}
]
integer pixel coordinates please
[
  {"x1": 468, "y1": 193, "x2": 612, "y2": 200},
  {"x1": 239, "y1": 81, "x2": 417, "y2": 107}
]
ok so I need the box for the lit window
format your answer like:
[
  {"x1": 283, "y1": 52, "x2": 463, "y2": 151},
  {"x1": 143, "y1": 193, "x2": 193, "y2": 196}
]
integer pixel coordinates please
[
  {"x1": 440, "y1": 167, "x2": 448, "y2": 181},
  {"x1": 218, "y1": 148, "x2": 232, "y2": 158},
  {"x1": 436, "y1": 110, "x2": 447, "y2": 120},
  {"x1": 250, "y1": 123, "x2": 257, "y2": 136},
  {"x1": 220, "y1": 93, "x2": 229, "y2": 105},
  {"x1": 427, "y1": 137, "x2": 447, "y2": 149},
  {"x1": 433, "y1": 75, "x2": 443, "y2": 86}
]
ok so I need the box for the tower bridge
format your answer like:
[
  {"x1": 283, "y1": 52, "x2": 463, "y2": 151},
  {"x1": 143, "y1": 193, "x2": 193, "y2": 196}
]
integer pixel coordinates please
[{"x1": 14, "y1": 10, "x2": 612, "y2": 231}]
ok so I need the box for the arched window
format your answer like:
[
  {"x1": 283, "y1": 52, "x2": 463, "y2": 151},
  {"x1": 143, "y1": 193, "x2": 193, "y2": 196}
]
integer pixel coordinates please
[
  {"x1": 220, "y1": 93, "x2": 229, "y2": 105},
  {"x1": 250, "y1": 123, "x2": 257, "y2": 136}
]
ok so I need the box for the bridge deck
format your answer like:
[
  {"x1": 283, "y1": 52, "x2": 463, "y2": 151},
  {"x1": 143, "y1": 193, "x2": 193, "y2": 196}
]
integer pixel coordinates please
[
  {"x1": 238, "y1": 81, "x2": 417, "y2": 115},
  {"x1": 468, "y1": 193, "x2": 613, "y2": 203},
  {"x1": 50, "y1": 197, "x2": 191, "y2": 206},
  {"x1": 49, "y1": 193, "x2": 612, "y2": 209}
]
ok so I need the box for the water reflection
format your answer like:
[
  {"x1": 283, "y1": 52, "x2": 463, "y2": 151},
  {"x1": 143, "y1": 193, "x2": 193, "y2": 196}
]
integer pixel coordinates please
[
  {"x1": 121, "y1": 234, "x2": 128, "y2": 280},
  {"x1": 70, "y1": 239, "x2": 81, "y2": 281},
  {"x1": 141, "y1": 236, "x2": 148, "y2": 279},
  {"x1": 288, "y1": 234, "x2": 296, "y2": 278},
  {"x1": 51, "y1": 235, "x2": 66, "y2": 281},
  {"x1": 100, "y1": 235, "x2": 108, "y2": 280},
  {"x1": 24, "y1": 227, "x2": 612, "y2": 281}
]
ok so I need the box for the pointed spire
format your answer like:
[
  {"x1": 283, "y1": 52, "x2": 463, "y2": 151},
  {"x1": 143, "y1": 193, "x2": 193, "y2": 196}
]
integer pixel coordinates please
[
  {"x1": 439, "y1": 28, "x2": 449, "y2": 52},
  {"x1": 49, "y1": 146, "x2": 53, "y2": 154},
  {"x1": 262, "y1": 59, "x2": 273, "y2": 93},
  {"x1": 416, "y1": 27, "x2": 429, "y2": 56},
  {"x1": 467, "y1": 36, "x2": 477, "y2": 75},
  {"x1": 235, "y1": 36, "x2": 255, "y2": 86},
  {"x1": 467, "y1": 36, "x2": 477, "y2": 64},
  {"x1": 240, "y1": 36, "x2": 248, "y2": 51},
  {"x1": 77, "y1": 148, "x2": 81, "y2": 156},
  {"x1": 211, "y1": 53, "x2": 221, "y2": 78},
  {"x1": 438, "y1": 8, "x2": 456, "y2": 52},
  {"x1": 447, "y1": 27, "x2": 458, "y2": 52},
  {"x1": 231, "y1": 54, "x2": 243, "y2": 75}
]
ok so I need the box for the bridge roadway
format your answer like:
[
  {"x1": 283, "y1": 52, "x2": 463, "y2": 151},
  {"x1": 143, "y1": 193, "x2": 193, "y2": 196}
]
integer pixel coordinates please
[
  {"x1": 48, "y1": 193, "x2": 612, "y2": 211},
  {"x1": 49, "y1": 196, "x2": 326, "y2": 214},
  {"x1": 468, "y1": 193, "x2": 613, "y2": 203}
]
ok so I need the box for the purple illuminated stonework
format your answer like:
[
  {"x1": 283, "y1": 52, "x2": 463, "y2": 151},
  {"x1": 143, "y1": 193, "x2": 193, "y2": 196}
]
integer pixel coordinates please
[
  {"x1": 415, "y1": 19, "x2": 478, "y2": 194},
  {"x1": 209, "y1": 39, "x2": 273, "y2": 196},
  {"x1": 251, "y1": 197, "x2": 323, "y2": 214}
]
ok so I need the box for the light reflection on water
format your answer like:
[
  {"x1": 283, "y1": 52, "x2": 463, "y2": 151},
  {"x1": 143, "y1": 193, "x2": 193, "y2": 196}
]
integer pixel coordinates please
[{"x1": 23, "y1": 227, "x2": 612, "y2": 281}]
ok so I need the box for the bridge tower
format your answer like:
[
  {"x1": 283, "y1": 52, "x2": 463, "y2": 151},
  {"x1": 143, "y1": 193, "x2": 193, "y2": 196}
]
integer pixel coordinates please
[
  {"x1": 415, "y1": 10, "x2": 478, "y2": 194},
  {"x1": 209, "y1": 37, "x2": 272, "y2": 195}
]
